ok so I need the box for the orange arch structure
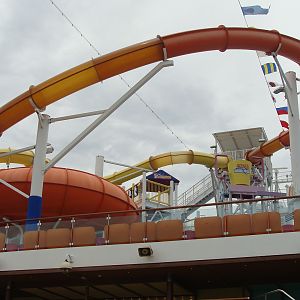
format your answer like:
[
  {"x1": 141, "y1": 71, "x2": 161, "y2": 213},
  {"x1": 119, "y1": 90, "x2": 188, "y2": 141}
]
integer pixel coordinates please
[
  {"x1": 0, "y1": 27, "x2": 299, "y2": 164},
  {"x1": 1, "y1": 27, "x2": 300, "y2": 132}
]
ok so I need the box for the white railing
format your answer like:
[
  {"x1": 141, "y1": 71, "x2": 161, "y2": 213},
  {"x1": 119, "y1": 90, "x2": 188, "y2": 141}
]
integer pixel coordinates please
[
  {"x1": 177, "y1": 174, "x2": 214, "y2": 206},
  {"x1": 254, "y1": 289, "x2": 295, "y2": 300}
]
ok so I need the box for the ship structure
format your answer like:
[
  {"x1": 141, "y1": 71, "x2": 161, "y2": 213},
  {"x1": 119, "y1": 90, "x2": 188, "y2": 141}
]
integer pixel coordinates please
[{"x1": 0, "y1": 26, "x2": 299, "y2": 299}]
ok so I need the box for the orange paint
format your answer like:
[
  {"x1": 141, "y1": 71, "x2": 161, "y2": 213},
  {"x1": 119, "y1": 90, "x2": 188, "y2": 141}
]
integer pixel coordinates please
[{"x1": 0, "y1": 167, "x2": 137, "y2": 220}]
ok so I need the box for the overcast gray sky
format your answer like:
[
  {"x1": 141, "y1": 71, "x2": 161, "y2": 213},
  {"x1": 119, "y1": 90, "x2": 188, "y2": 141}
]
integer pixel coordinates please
[{"x1": 0, "y1": 0, "x2": 299, "y2": 193}]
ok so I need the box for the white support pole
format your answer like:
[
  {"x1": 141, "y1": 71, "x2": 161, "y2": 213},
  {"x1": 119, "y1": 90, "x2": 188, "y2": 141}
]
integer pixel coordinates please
[
  {"x1": 142, "y1": 171, "x2": 147, "y2": 222},
  {"x1": 95, "y1": 155, "x2": 104, "y2": 177},
  {"x1": 27, "y1": 114, "x2": 50, "y2": 222},
  {"x1": 169, "y1": 180, "x2": 174, "y2": 219},
  {"x1": 169, "y1": 181, "x2": 174, "y2": 206},
  {"x1": 50, "y1": 109, "x2": 107, "y2": 123},
  {"x1": 174, "y1": 183, "x2": 179, "y2": 206},
  {"x1": 104, "y1": 159, "x2": 152, "y2": 172},
  {"x1": 174, "y1": 183, "x2": 180, "y2": 219},
  {"x1": 45, "y1": 60, "x2": 173, "y2": 171},
  {"x1": 286, "y1": 71, "x2": 300, "y2": 210}
]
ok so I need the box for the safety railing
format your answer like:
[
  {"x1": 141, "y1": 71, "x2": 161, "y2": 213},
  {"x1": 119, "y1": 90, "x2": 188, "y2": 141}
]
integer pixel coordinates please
[
  {"x1": 0, "y1": 195, "x2": 298, "y2": 252},
  {"x1": 126, "y1": 179, "x2": 171, "y2": 207},
  {"x1": 254, "y1": 288, "x2": 295, "y2": 299},
  {"x1": 177, "y1": 174, "x2": 213, "y2": 206},
  {"x1": 146, "y1": 179, "x2": 170, "y2": 206}
]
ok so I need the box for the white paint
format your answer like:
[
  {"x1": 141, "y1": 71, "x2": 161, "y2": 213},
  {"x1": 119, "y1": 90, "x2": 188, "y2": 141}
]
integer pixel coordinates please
[
  {"x1": 95, "y1": 155, "x2": 104, "y2": 177},
  {"x1": 1, "y1": 232, "x2": 300, "y2": 272},
  {"x1": 30, "y1": 114, "x2": 50, "y2": 197},
  {"x1": 286, "y1": 71, "x2": 300, "y2": 209}
]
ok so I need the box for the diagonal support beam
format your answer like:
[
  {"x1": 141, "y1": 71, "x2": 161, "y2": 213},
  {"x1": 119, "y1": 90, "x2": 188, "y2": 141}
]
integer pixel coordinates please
[
  {"x1": 0, "y1": 145, "x2": 36, "y2": 159},
  {"x1": 0, "y1": 179, "x2": 29, "y2": 199},
  {"x1": 45, "y1": 60, "x2": 174, "y2": 171}
]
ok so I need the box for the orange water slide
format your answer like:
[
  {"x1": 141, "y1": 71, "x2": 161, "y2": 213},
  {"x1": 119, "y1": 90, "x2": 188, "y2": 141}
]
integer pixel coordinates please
[
  {"x1": 0, "y1": 26, "x2": 299, "y2": 157},
  {"x1": 246, "y1": 131, "x2": 290, "y2": 165}
]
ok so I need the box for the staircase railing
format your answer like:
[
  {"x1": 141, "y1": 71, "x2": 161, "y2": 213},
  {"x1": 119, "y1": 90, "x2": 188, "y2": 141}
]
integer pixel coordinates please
[
  {"x1": 177, "y1": 174, "x2": 213, "y2": 206},
  {"x1": 254, "y1": 289, "x2": 295, "y2": 300}
]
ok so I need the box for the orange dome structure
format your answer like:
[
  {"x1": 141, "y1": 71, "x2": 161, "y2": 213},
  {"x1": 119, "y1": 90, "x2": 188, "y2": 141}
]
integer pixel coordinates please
[{"x1": 0, "y1": 167, "x2": 137, "y2": 220}]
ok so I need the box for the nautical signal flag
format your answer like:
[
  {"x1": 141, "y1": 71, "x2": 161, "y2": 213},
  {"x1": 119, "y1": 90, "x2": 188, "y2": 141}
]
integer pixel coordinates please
[
  {"x1": 256, "y1": 51, "x2": 268, "y2": 57},
  {"x1": 241, "y1": 5, "x2": 270, "y2": 15},
  {"x1": 276, "y1": 107, "x2": 288, "y2": 115},
  {"x1": 268, "y1": 81, "x2": 282, "y2": 87},
  {"x1": 261, "y1": 63, "x2": 277, "y2": 75},
  {"x1": 280, "y1": 120, "x2": 289, "y2": 129},
  {"x1": 271, "y1": 94, "x2": 276, "y2": 103}
]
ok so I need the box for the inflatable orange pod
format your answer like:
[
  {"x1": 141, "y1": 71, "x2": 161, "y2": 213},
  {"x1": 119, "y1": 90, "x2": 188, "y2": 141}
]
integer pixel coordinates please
[{"x1": 0, "y1": 167, "x2": 137, "y2": 220}]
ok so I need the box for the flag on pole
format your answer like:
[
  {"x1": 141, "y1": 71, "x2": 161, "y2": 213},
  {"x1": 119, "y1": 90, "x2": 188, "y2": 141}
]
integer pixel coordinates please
[
  {"x1": 276, "y1": 107, "x2": 288, "y2": 115},
  {"x1": 256, "y1": 51, "x2": 268, "y2": 57},
  {"x1": 268, "y1": 81, "x2": 282, "y2": 87},
  {"x1": 280, "y1": 120, "x2": 289, "y2": 129},
  {"x1": 241, "y1": 5, "x2": 270, "y2": 15},
  {"x1": 261, "y1": 63, "x2": 277, "y2": 75},
  {"x1": 273, "y1": 87, "x2": 285, "y2": 94}
]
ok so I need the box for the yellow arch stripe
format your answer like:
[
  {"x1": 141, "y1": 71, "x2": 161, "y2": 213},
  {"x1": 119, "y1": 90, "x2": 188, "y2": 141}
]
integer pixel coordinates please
[
  {"x1": 0, "y1": 149, "x2": 50, "y2": 167},
  {"x1": 104, "y1": 150, "x2": 230, "y2": 185}
]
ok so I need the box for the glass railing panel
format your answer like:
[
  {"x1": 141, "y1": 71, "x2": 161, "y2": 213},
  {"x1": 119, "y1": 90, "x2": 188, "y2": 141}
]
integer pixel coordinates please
[
  {"x1": 0, "y1": 196, "x2": 294, "y2": 251},
  {"x1": 3, "y1": 223, "x2": 23, "y2": 251},
  {"x1": 72, "y1": 216, "x2": 107, "y2": 246},
  {"x1": 0, "y1": 225, "x2": 6, "y2": 251}
]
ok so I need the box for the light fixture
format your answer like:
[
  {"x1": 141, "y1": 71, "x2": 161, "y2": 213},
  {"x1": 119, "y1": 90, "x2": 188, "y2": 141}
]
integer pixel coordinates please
[
  {"x1": 138, "y1": 246, "x2": 153, "y2": 257},
  {"x1": 60, "y1": 254, "x2": 74, "y2": 272},
  {"x1": 46, "y1": 145, "x2": 54, "y2": 154}
]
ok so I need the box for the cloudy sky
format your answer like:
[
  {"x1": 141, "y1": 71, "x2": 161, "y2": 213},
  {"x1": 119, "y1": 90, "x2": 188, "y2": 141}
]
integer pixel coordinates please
[{"x1": 0, "y1": 0, "x2": 299, "y2": 193}]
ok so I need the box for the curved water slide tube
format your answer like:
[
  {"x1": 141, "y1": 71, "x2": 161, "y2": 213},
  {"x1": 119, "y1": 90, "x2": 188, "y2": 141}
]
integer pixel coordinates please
[
  {"x1": 0, "y1": 26, "x2": 299, "y2": 160},
  {"x1": 246, "y1": 130, "x2": 290, "y2": 165},
  {"x1": 104, "y1": 150, "x2": 230, "y2": 185},
  {"x1": 0, "y1": 148, "x2": 50, "y2": 167}
]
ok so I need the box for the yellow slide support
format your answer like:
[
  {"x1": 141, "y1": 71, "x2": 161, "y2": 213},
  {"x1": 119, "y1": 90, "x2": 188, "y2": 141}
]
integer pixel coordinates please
[
  {"x1": 0, "y1": 149, "x2": 49, "y2": 167},
  {"x1": 104, "y1": 150, "x2": 230, "y2": 185}
]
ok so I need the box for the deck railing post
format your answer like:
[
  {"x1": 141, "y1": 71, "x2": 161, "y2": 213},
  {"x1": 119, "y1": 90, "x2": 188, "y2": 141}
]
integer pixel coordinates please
[{"x1": 142, "y1": 172, "x2": 147, "y2": 222}]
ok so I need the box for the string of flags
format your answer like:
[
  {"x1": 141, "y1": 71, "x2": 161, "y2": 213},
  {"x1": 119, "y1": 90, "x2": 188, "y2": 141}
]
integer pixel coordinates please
[{"x1": 240, "y1": 2, "x2": 289, "y2": 130}]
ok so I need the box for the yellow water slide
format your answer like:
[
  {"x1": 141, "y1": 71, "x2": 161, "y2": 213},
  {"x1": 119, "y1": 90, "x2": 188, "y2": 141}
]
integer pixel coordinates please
[
  {"x1": 104, "y1": 150, "x2": 230, "y2": 185},
  {"x1": 0, "y1": 148, "x2": 49, "y2": 167}
]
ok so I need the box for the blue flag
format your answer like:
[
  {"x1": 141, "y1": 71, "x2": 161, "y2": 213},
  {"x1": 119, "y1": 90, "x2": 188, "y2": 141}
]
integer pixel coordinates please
[
  {"x1": 261, "y1": 63, "x2": 277, "y2": 75},
  {"x1": 242, "y1": 5, "x2": 269, "y2": 15}
]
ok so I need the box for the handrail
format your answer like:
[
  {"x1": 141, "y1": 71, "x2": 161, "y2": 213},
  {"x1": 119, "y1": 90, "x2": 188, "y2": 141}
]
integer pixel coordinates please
[
  {"x1": 1, "y1": 194, "x2": 299, "y2": 226},
  {"x1": 146, "y1": 179, "x2": 170, "y2": 189},
  {"x1": 177, "y1": 174, "x2": 212, "y2": 206},
  {"x1": 254, "y1": 289, "x2": 295, "y2": 300}
]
